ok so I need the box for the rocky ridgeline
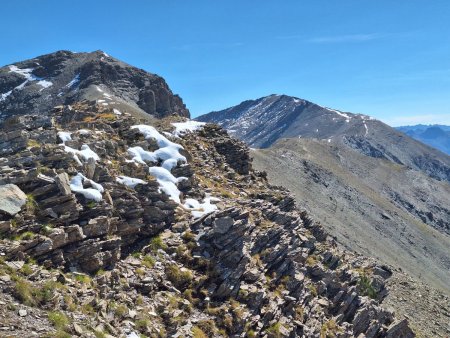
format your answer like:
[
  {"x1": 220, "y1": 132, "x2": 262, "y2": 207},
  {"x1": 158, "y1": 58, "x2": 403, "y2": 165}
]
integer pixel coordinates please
[
  {"x1": 0, "y1": 103, "x2": 413, "y2": 337},
  {"x1": 0, "y1": 50, "x2": 189, "y2": 121}
]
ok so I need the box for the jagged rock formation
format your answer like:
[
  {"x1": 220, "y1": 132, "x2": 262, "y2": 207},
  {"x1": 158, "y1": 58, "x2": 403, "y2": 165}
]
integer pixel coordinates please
[
  {"x1": 0, "y1": 102, "x2": 415, "y2": 337},
  {"x1": 0, "y1": 50, "x2": 189, "y2": 121},
  {"x1": 197, "y1": 94, "x2": 450, "y2": 182}
]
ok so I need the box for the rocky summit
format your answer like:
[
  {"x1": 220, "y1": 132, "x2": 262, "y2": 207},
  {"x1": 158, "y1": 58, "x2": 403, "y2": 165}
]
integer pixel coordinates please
[
  {"x1": 197, "y1": 94, "x2": 450, "y2": 182},
  {"x1": 0, "y1": 52, "x2": 418, "y2": 337},
  {"x1": 0, "y1": 50, "x2": 189, "y2": 121}
]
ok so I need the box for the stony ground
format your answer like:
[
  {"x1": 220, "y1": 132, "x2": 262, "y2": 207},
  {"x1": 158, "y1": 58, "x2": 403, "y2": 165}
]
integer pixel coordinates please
[
  {"x1": 0, "y1": 102, "x2": 414, "y2": 337},
  {"x1": 384, "y1": 270, "x2": 450, "y2": 338}
]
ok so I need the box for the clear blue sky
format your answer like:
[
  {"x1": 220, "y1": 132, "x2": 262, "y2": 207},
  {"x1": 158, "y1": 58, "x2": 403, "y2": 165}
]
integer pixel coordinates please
[{"x1": 1, "y1": 1, "x2": 450, "y2": 125}]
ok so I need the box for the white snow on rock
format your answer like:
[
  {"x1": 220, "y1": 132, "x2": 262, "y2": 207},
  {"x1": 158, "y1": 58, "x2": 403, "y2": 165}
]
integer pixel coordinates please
[
  {"x1": 57, "y1": 131, "x2": 72, "y2": 143},
  {"x1": 37, "y1": 80, "x2": 53, "y2": 89},
  {"x1": 363, "y1": 122, "x2": 368, "y2": 136},
  {"x1": 9, "y1": 65, "x2": 37, "y2": 81},
  {"x1": 8, "y1": 65, "x2": 54, "y2": 92},
  {"x1": 78, "y1": 145, "x2": 100, "y2": 161},
  {"x1": 0, "y1": 90, "x2": 12, "y2": 102},
  {"x1": 128, "y1": 124, "x2": 195, "y2": 203},
  {"x1": 149, "y1": 166, "x2": 187, "y2": 203},
  {"x1": 325, "y1": 107, "x2": 351, "y2": 122},
  {"x1": 66, "y1": 74, "x2": 80, "y2": 88},
  {"x1": 63, "y1": 144, "x2": 100, "y2": 163},
  {"x1": 126, "y1": 333, "x2": 139, "y2": 338},
  {"x1": 171, "y1": 121, "x2": 206, "y2": 136},
  {"x1": 70, "y1": 173, "x2": 104, "y2": 201},
  {"x1": 78, "y1": 129, "x2": 90, "y2": 135},
  {"x1": 116, "y1": 176, "x2": 147, "y2": 188},
  {"x1": 131, "y1": 125, "x2": 187, "y2": 170},
  {"x1": 127, "y1": 146, "x2": 158, "y2": 164},
  {"x1": 113, "y1": 108, "x2": 122, "y2": 115},
  {"x1": 184, "y1": 195, "x2": 220, "y2": 218}
]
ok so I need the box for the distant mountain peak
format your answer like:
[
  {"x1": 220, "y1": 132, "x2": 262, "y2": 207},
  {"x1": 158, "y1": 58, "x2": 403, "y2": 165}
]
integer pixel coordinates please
[
  {"x1": 197, "y1": 94, "x2": 450, "y2": 181},
  {"x1": 197, "y1": 94, "x2": 373, "y2": 148},
  {"x1": 0, "y1": 50, "x2": 189, "y2": 122}
]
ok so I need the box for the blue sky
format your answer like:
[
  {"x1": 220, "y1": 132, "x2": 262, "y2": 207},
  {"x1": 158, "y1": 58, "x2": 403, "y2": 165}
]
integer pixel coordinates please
[{"x1": 1, "y1": 1, "x2": 450, "y2": 125}]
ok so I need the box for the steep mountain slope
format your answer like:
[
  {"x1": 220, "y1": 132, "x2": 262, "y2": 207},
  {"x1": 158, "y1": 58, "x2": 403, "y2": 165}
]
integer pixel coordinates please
[
  {"x1": 0, "y1": 50, "x2": 189, "y2": 121},
  {"x1": 197, "y1": 95, "x2": 450, "y2": 293},
  {"x1": 197, "y1": 94, "x2": 450, "y2": 182},
  {"x1": 251, "y1": 138, "x2": 450, "y2": 293},
  {"x1": 396, "y1": 125, "x2": 450, "y2": 155}
]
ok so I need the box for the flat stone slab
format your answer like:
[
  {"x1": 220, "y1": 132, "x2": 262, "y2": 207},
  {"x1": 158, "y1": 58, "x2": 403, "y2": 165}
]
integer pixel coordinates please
[{"x1": 0, "y1": 184, "x2": 27, "y2": 216}]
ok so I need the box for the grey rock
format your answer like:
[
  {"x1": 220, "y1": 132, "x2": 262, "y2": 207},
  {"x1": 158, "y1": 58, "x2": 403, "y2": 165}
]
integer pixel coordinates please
[
  {"x1": 0, "y1": 184, "x2": 27, "y2": 216},
  {"x1": 213, "y1": 217, "x2": 234, "y2": 234}
]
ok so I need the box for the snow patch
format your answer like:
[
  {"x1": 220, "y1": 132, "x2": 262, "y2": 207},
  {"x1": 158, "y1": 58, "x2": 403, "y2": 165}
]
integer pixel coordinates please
[
  {"x1": 131, "y1": 125, "x2": 186, "y2": 170},
  {"x1": 9, "y1": 65, "x2": 37, "y2": 81},
  {"x1": 325, "y1": 107, "x2": 351, "y2": 122},
  {"x1": 171, "y1": 121, "x2": 206, "y2": 136},
  {"x1": 149, "y1": 166, "x2": 187, "y2": 203},
  {"x1": 66, "y1": 74, "x2": 80, "y2": 88},
  {"x1": 127, "y1": 146, "x2": 158, "y2": 164},
  {"x1": 57, "y1": 131, "x2": 72, "y2": 143},
  {"x1": 70, "y1": 173, "x2": 104, "y2": 201},
  {"x1": 0, "y1": 90, "x2": 12, "y2": 102},
  {"x1": 8, "y1": 65, "x2": 53, "y2": 92},
  {"x1": 63, "y1": 144, "x2": 100, "y2": 162},
  {"x1": 184, "y1": 195, "x2": 220, "y2": 218},
  {"x1": 116, "y1": 176, "x2": 147, "y2": 188},
  {"x1": 128, "y1": 124, "x2": 193, "y2": 203},
  {"x1": 37, "y1": 80, "x2": 53, "y2": 90},
  {"x1": 113, "y1": 109, "x2": 122, "y2": 115}
]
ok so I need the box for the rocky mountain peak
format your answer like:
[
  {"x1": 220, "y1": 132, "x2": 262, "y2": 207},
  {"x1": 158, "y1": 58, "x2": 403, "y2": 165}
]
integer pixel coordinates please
[
  {"x1": 0, "y1": 50, "x2": 189, "y2": 122},
  {"x1": 197, "y1": 95, "x2": 450, "y2": 182}
]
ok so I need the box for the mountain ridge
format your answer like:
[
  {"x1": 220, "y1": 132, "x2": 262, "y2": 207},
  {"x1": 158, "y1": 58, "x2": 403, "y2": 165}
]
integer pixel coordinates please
[
  {"x1": 196, "y1": 94, "x2": 450, "y2": 296},
  {"x1": 197, "y1": 94, "x2": 450, "y2": 182},
  {"x1": 0, "y1": 50, "x2": 189, "y2": 122}
]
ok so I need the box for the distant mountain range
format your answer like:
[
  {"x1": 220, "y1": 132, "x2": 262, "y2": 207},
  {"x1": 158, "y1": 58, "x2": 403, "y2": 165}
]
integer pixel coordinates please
[
  {"x1": 396, "y1": 125, "x2": 450, "y2": 155},
  {"x1": 197, "y1": 94, "x2": 450, "y2": 294}
]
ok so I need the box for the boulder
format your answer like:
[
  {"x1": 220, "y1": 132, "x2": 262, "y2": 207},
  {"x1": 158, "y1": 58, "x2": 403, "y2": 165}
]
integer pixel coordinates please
[{"x1": 0, "y1": 184, "x2": 27, "y2": 216}]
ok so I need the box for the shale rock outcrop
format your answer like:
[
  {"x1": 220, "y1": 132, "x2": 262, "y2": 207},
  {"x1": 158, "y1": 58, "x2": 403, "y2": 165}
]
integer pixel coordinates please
[{"x1": 0, "y1": 101, "x2": 415, "y2": 337}]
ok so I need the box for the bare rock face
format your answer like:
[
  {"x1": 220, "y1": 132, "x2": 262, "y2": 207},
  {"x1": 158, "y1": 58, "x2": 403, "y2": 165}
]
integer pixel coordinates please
[
  {"x1": 0, "y1": 184, "x2": 27, "y2": 216},
  {"x1": 0, "y1": 50, "x2": 189, "y2": 121}
]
